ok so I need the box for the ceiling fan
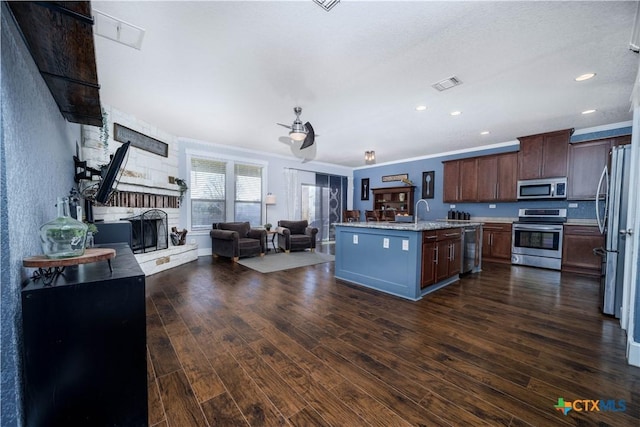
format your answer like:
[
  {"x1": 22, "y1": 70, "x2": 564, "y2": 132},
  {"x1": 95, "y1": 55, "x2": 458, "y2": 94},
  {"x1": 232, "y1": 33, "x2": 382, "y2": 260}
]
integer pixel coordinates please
[{"x1": 277, "y1": 106, "x2": 316, "y2": 150}]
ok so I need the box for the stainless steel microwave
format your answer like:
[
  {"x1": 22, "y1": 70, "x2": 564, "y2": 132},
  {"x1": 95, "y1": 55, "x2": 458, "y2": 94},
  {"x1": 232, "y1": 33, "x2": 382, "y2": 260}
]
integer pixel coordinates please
[{"x1": 516, "y1": 177, "x2": 567, "y2": 200}]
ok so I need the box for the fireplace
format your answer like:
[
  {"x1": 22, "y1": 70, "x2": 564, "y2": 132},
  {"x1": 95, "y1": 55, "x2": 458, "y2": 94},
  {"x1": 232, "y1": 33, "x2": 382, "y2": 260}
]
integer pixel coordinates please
[{"x1": 123, "y1": 209, "x2": 168, "y2": 254}]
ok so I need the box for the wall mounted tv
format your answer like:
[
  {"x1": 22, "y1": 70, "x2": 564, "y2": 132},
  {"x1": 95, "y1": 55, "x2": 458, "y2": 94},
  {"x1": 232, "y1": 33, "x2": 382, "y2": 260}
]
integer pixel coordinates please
[{"x1": 95, "y1": 141, "x2": 131, "y2": 205}]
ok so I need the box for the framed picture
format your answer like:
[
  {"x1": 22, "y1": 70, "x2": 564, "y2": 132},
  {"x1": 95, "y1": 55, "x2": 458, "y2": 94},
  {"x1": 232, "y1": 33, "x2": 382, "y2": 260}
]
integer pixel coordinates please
[
  {"x1": 361, "y1": 178, "x2": 370, "y2": 200},
  {"x1": 381, "y1": 173, "x2": 408, "y2": 183},
  {"x1": 422, "y1": 171, "x2": 435, "y2": 199}
]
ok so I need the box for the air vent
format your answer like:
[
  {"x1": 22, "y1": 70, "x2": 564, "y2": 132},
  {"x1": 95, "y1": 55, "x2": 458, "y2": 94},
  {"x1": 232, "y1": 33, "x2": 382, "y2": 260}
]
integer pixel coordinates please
[
  {"x1": 313, "y1": 0, "x2": 340, "y2": 12},
  {"x1": 432, "y1": 76, "x2": 463, "y2": 92},
  {"x1": 94, "y1": 9, "x2": 145, "y2": 50}
]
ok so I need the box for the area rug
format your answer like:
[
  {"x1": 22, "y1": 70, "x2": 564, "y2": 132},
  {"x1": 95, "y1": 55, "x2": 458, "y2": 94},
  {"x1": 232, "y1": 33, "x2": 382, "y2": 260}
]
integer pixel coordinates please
[{"x1": 237, "y1": 251, "x2": 335, "y2": 273}]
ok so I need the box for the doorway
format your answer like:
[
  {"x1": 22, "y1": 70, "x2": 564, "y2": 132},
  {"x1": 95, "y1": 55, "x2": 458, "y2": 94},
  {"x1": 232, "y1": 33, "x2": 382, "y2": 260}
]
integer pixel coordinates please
[{"x1": 301, "y1": 174, "x2": 347, "y2": 244}]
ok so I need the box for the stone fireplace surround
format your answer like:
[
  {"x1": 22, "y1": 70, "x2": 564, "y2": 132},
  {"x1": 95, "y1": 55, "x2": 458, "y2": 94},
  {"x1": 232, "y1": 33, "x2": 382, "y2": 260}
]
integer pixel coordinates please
[{"x1": 81, "y1": 105, "x2": 197, "y2": 275}]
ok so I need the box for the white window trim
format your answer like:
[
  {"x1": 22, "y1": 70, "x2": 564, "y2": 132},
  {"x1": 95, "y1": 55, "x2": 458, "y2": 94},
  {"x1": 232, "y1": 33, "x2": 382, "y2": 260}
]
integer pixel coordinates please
[{"x1": 185, "y1": 149, "x2": 268, "y2": 233}]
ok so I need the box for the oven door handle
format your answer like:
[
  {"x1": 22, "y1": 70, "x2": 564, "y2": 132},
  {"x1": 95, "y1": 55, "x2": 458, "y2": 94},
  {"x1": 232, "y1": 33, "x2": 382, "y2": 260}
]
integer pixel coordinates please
[{"x1": 514, "y1": 226, "x2": 562, "y2": 232}]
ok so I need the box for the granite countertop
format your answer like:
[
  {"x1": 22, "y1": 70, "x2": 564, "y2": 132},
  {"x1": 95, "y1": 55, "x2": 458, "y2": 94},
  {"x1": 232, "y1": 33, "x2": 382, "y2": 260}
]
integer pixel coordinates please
[{"x1": 334, "y1": 220, "x2": 483, "y2": 231}]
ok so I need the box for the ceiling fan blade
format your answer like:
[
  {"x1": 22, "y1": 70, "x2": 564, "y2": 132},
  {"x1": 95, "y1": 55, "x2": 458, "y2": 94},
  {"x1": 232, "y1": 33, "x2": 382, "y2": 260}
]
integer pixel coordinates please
[
  {"x1": 278, "y1": 136, "x2": 292, "y2": 145},
  {"x1": 300, "y1": 122, "x2": 315, "y2": 150},
  {"x1": 276, "y1": 123, "x2": 292, "y2": 129}
]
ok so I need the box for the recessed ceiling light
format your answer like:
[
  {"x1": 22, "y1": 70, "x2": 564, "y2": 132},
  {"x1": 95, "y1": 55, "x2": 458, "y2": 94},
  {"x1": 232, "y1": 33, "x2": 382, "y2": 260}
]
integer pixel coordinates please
[
  {"x1": 480, "y1": 131, "x2": 490, "y2": 135},
  {"x1": 582, "y1": 109, "x2": 597, "y2": 115},
  {"x1": 415, "y1": 105, "x2": 427, "y2": 111},
  {"x1": 575, "y1": 73, "x2": 596, "y2": 82},
  {"x1": 450, "y1": 111, "x2": 462, "y2": 116}
]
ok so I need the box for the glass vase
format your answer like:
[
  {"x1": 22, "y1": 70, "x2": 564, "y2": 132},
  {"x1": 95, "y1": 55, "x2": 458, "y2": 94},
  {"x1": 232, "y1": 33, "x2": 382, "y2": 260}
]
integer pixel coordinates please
[{"x1": 39, "y1": 196, "x2": 88, "y2": 259}]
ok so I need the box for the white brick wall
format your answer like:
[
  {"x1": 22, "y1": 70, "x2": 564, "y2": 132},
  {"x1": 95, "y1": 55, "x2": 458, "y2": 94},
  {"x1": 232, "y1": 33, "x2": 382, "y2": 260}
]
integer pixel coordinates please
[
  {"x1": 81, "y1": 104, "x2": 180, "y2": 193},
  {"x1": 81, "y1": 105, "x2": 183, "y2": 232}
]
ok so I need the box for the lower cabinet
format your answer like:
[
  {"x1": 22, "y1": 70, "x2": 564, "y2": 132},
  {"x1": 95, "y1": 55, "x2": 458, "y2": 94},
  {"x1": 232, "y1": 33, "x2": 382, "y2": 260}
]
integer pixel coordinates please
[
  {"x1": 482, "y1": 222, "x2": 512, "y2": 263},
  {"x1": 21, "y1": 245, "x2": 147, "y2": 427},
  {"x1": 422, "y1": 228, "x2": 462, "y2": 288},
  {"x1": 562, "y1": 225, "x2": 604, "y2": 276}
]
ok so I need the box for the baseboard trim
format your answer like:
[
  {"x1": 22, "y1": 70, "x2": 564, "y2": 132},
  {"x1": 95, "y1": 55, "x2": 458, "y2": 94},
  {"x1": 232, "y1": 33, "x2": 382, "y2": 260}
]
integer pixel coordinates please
[{"x1": 628, "y1": 338, "x2": 640, "y2": 367}]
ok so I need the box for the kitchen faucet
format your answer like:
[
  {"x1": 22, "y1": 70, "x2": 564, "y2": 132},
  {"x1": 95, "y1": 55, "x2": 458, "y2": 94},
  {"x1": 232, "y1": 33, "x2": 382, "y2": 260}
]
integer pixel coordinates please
[{"x1": 415, "y1": 198, "x2": 430, "y2": 224}]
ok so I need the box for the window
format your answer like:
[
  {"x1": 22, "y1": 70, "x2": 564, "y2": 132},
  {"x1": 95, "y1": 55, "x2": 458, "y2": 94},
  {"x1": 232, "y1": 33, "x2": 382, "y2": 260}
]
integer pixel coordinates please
[
  {"x1": 234, "y1": 164, "x2": 262, "y2": 224},
  {"x1": 190, "y1": 158, "x2": 226, "y2": 229},
  {"x1": 188, "y1": 155, "x2": 265, "y2": 230}
]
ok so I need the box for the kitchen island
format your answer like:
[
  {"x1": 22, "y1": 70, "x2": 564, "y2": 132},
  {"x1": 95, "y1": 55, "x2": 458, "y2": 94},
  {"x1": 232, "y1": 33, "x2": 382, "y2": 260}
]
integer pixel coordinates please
[{"x1": 334, "y1": 221, "x2": 482, "y2": 300}]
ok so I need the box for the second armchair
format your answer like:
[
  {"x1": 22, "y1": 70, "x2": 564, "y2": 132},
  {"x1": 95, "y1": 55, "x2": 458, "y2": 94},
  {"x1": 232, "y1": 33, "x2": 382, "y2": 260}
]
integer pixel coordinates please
[{"x1": 276, "y1": 220, "x2": 318, "y2": 253}]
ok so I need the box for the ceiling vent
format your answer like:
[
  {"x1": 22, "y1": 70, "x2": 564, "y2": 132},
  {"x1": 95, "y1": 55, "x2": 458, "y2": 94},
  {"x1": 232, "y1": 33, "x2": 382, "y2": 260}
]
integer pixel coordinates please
[
  {"x1": 313, "y1": 0, "x2": 340, "y2": 12},
  {"x1": 93, "y1": 9, "x2": 145, "y2": 50},
  {"x1": 432, "y1": 76, "x2": 463, "y2": 92}
]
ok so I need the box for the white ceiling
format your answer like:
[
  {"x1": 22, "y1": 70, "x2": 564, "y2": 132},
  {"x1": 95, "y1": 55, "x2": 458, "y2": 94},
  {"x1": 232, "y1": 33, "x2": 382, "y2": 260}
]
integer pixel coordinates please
[{"x1": 92, "y1": 1, "x2": 639, "y2": 167}]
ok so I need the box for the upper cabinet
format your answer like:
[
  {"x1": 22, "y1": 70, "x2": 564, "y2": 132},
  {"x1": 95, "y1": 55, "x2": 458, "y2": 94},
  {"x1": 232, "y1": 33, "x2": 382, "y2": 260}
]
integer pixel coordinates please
[
  {"x1": 444, "y1": 152, "x2": 517, "y2": 203},
  {"x1": 517, "y1": 128, "x2": 573, "y2": 180},
  {"x1": 568, "y1": 135, "x2": 632, "y2": 200},
  {"x1": 443, "y1": 160, "x2": 460, "y2": 202},
  {"x1": 442, "y1": 158, "x2": 477, "y2": 202},
  {"x1": 477, "y1": 152, "x2": 518, "y2": 202}
]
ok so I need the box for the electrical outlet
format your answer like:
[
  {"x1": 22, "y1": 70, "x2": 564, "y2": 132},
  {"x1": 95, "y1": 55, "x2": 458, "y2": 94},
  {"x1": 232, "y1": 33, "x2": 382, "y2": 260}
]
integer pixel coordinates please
[
  {"x1": 353, "y1": 234, "x2": 358, "y2": 244},
  {"x1": 449, "y1": 204, "x2": 456, "y2": 209},
  {"x1": 489, "y1": 204, "x2": 496, "y2": 209},
  {"x1": 568, "y1": 203, "x2": 578, "y2": 208},
  {"x1": 383, "y1": 238, "x2": 389, "y2": 248},
  {"x1": 402, "y1": 240, "x2": 409, "y2": 251}
]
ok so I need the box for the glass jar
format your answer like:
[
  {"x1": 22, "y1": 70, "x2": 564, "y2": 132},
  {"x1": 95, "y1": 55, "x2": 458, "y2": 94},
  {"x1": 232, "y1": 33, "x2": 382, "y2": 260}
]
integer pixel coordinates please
[
  {"x1": 39, "y1": 196, "x2": 88, "y2": 258},
  {"x1": 86, "y1": 231, "x2": 94, "y2": 248}
]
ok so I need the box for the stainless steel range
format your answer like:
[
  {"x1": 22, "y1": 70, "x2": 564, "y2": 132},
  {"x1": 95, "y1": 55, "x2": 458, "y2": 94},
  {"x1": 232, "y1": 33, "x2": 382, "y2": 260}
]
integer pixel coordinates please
[{"x1": 511, "y1": 208, "x2": 567, "y2": 270}]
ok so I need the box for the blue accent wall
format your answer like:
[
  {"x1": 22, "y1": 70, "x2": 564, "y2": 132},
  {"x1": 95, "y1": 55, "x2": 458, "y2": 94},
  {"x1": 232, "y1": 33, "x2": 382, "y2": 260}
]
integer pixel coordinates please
[{"x1": 353, "y1": 128, "x2": 631, "y2": 222}]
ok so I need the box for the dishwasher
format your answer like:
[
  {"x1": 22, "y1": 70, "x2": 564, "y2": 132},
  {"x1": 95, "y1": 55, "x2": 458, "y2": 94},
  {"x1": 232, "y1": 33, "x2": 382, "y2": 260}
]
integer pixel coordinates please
[{"x1": 462, "y1": 226, "x2": 478, "y2": 274}]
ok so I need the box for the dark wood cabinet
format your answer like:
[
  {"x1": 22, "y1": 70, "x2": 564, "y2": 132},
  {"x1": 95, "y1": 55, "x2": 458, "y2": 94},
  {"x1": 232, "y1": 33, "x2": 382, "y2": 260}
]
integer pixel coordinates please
[
  {"x1": 372, "y1": 186, "x2": 415, "y2": 220},
  {"x1": 568, "y1": 135, "x2": 632, "y2": 200},
  {"x1": 443, "y1": 160, "x2": 460, "y2": 202},
  {"x1": 459, "y1": 158, "x2": 478, "y2": 201},
  {"x1": 422, "y1": 228, "x2": 461, "y2": 287},
  {"x1": 518, "y1": 128, "x2": 573, "y2": 179},
  {"x1": 421, "y1": 232, "x2": 437, "y2": 287},
  {"x1": 477, "y1": 152, "x2": 518, "y2": 202},
  {"x1": 482, "y1": 222, "x2": 512, "y2": 263},
  {"x1": 562, "y1": 225, "x2": 605, "y2": 276},
  {"x1": 21, "y1": 245, "x2": 147, "y2": 427},
  {"x1": 442, "y1": 159, "x2": 477, "y2": 202}
]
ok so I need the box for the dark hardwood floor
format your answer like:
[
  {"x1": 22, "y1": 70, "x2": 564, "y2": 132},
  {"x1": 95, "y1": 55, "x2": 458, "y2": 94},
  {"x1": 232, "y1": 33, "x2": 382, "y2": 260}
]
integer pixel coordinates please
[{"x1": 145, "y1": 247, "x2": 640, "y2": 426}]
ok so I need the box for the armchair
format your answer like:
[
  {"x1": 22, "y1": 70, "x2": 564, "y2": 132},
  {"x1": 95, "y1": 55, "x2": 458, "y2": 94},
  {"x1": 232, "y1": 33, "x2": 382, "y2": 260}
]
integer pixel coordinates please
[
  {"x1": 210, "y1": 222, "x2": 266, "y2": 261},
  {"x1": 276, "y1": 220, "x2": 318, "y2": 253}
]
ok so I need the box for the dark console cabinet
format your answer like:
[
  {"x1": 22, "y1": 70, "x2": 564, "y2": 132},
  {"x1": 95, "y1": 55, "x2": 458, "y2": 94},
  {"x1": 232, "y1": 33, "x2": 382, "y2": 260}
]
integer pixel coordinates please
[{"x1": 21, "y1": 245, "x2": 147, "y2": 426}]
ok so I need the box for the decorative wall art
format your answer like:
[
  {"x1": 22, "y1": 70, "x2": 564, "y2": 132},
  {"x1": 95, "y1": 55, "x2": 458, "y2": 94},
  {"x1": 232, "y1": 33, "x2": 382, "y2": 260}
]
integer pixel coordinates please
[
  {"x1": 381, "y1": 173, "x2": 408, "y2": 183},
  {"x1": 361, "y1": 178, "x2": 370, "y2": 200},
  {"x1": 422, "y1": 171, "x2": 435, "y2": 199},
  {"x1": 114, "y1": 123, "x2": 168, "y2": 157}
]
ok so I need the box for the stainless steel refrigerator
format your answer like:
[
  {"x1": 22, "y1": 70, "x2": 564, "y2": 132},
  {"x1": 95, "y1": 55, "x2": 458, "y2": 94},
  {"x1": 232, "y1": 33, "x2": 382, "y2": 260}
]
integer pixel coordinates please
[{"x1": 595, "y1": 144, "x2": 632, "y2": 317}]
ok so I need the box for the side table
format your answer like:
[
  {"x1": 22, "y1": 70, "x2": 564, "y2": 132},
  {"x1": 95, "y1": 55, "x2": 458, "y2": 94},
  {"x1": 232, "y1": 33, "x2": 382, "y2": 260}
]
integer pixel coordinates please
[{"x1": 265, "y1": 230, "x2": 278, "y2": 253}]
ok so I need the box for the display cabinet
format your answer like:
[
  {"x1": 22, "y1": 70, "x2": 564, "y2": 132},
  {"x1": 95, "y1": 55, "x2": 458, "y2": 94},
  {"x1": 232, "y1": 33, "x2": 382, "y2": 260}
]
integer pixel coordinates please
[{"x1": 372, "y1": 186, "x2": 416, "y2": 219}]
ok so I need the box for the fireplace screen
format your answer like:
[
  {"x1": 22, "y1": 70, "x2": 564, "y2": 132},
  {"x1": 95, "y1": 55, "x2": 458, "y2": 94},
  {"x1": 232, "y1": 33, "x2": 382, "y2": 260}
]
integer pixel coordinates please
[{"x1": 123, "y1": 209, "x2": 168, "y2": 254}]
